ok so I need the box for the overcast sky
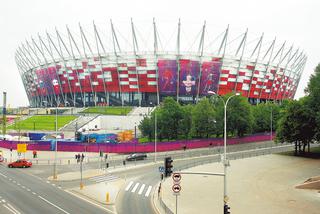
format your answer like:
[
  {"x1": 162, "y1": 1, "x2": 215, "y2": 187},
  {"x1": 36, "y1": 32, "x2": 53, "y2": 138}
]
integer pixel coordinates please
[{"x1": 0, "y1": 0, "x2": 319, "y2": 107}]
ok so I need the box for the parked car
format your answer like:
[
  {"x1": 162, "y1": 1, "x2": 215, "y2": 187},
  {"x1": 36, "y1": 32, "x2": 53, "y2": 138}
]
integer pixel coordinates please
[
  {"x1": 126, "y1": 153, "x2": 147, "y2": 161},
  {"x1": 8, "y1": 159, "x2": 32, "y2": 168}
]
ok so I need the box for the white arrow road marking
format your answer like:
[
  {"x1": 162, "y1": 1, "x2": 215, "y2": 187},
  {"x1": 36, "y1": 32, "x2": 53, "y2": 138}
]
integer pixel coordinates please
[
  {"x1": 145, "y1": 186, "x2": 152, "y2": 197},
  {"x1": 125, "y1": 181, "x2": 134, "y2": 191},
  {"x1": 38, "y1": 195, "x2": 70, "y2": 214},
  {"x1": 138, "y1": 184, "x2": 145, "y2": 195},
  {"x1": 131, "y1": 183, "x2": 140, "y2": 193}
]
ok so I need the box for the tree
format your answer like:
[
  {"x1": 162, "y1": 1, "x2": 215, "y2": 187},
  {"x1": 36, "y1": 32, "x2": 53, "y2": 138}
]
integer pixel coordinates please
[
  {"x1": 276, "y1": 98, "x2": 315, "y2": 155},
  {"x1": 178, "y1": 105, "x2": 193, "y2": 139},
  {"x1": 252, "y1": 102, "x2": 280, "y2": 133},
  {"x1": 157, "y1": 97, "x2": 183, "y2": 140},
  {"x1": 138, "y1": 116, "x2": 153, "y2": 142},
  {"x1": 305, "y1": 63, "x2": 320, "y2": 140},
  {"x1": 191, "y1": 98, "x2": 216, "y2": 138}
]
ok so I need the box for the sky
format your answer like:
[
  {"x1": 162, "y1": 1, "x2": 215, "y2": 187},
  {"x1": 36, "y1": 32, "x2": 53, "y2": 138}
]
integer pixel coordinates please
[{"x1": 0, "y1": 0, "x2": 319, "y2": 107}]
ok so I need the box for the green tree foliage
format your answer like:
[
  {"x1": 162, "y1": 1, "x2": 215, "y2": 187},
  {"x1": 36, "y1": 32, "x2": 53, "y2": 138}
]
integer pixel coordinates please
[
  {"x1": 305, "y1": 63, "x2": 320, "y2": 140},
  {"x1": 252, "y1": 103, "x2": 280, "y2": 133},
  {"x1": 276, "y1": 98, "x2": 315, "y2": 154},
  {"x1": 178, "y1": 105, "x2": 193, "y2": 139},
  {"x1": 227, "y1": 95, "x2": 253, "y2": 137},
  {"x1": 138, "y1": 116, "x2": 154, "y2": 142},
  {"x1": 191, "y1": 98, "x2": 216, "y2": 138}
]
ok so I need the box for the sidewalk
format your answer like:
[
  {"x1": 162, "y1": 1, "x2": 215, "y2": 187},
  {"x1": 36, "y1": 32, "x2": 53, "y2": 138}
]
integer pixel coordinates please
[{"x1": 157, "y1": 154, "x2": 320, "y2": 214}]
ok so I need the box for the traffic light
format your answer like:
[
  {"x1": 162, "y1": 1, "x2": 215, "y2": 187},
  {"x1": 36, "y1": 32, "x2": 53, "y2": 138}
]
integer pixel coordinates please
[
  {"x1": 164, "y1": 157, "x2": 173, "y2": 177},
  {"x1": 224, "y1": 204, "x2": 230, "y2": 214}
]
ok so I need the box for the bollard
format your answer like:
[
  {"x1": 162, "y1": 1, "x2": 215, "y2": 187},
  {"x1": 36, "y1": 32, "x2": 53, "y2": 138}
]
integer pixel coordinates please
[
  {"x1": 123, "y1": 160, "x2": 126, "y2": 166},
  {"x1": 106, "y1": 163, "x2": 109, "y2": 168},
  {"x1": 106, "y1": 192, "x2": 110, "y2": 203}
]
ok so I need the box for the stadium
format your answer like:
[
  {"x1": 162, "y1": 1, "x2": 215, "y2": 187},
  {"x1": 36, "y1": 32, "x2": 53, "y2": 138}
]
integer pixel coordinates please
[{"x1": 15, "y1": 20, "x2": 306, "y2": 107}]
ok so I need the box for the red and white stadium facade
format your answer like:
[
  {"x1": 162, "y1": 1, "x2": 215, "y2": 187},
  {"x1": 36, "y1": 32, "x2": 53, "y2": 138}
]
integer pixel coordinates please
[{"x1": 15, "y1": 20, "x2": 306, "y2": 107}]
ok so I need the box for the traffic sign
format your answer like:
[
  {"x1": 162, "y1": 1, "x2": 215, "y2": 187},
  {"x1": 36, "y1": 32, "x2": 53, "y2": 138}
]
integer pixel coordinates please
[
  {"x1": 172, "y1": 173, "x2": 181, "y2": 182},
  {"x1": 172, "y1": 184, "x2": 181, "y2": 193},
  {"x1": 159, "y1": 166, "x2": 165, "y2": 173}
]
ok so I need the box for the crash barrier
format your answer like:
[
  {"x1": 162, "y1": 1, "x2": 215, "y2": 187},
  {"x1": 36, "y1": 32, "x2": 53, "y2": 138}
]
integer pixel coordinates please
[{"x1": 0, "y1": 132, "x2": 275, "y2": 154}]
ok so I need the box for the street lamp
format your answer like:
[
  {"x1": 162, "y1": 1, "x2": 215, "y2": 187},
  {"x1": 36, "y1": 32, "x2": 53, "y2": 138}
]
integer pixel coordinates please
[
  {"x1": 154, "y1": 108, "x2": 157, "y2": 163},
  {"x1": 208, "y1": 91, "x2": 240, "y2": 206},
  {"x1": 53, "y1": 98, "x2": 59, "y2": 180}
]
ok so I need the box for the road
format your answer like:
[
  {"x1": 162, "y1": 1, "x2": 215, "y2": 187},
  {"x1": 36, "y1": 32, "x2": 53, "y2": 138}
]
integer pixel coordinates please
[
  {"x1": 0, "y1": 141, "x2": 295, "y2": 214},
  {"x1": 0, "y1": 164, "x2": 112, "y2": 214}
]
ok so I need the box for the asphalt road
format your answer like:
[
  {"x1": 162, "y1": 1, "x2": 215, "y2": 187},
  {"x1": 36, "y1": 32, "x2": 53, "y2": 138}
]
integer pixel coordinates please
[
  {"x1": 0, "y1": 164, "x2": 111, "y2": 214},
  {"x1": 0, "y1": 141, "x2": 295, "y2": 214}
]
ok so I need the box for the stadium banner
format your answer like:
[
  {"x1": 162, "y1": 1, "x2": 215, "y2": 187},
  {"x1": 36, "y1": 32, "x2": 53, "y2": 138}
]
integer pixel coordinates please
[
  {"x1": 158, "y1": 59, "x2": 178, "y2": 94},
  {"x1": 35, "y1": 68, "x2": 48, "y2": 96},
  {"x1": 199, "y1": 61, "x2": 222, "y2": 95},
  {"x1": 47, "y1": 67, "x2": 60, "y2": 95},
  {"x1": 179, "y1": 59, "x2": 199, "y2": 96}
]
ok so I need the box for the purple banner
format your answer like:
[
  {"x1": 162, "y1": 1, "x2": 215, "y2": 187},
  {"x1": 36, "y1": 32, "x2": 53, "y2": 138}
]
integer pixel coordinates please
[
  {"x1": 36, "y1": 67, "x2": 60, "y2": 95},
  {"x1": 200, "y1": 61, "x2": 222, "y2": 95},
  {"x1": 158, "y1": 59, "x2": 177, "y2": 94},
  {"x1": 179, "y1": 59, "x2": 199, "y2": 96}
]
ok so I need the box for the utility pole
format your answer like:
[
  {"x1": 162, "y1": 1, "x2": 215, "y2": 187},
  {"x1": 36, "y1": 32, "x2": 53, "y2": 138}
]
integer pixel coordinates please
[{"x1": 2, "y1": 92, "x2": 7, "y2": 136}]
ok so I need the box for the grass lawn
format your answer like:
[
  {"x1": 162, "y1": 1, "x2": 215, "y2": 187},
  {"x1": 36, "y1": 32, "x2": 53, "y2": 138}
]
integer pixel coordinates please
[
  {"x1": 81, "y1": 106, "x2": 133, "y2": 115},
  {"x1": 7, "y1": 115, "x2": 77, "y2": 131}
]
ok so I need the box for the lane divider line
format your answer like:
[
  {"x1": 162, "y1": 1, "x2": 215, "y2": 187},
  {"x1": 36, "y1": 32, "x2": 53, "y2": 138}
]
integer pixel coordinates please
[
  {"x1": 65, "y1": 190, "x2": 117, "y2": 214},
  {"x1": 38, "y1": 195, "x2": 70, "y2": 214},
  {"x1": 7, "y1": 203, "x2": 21, "y2": 214},
  {"x1": 3, "y1": 204, "x2": 17, "y2": 214}
]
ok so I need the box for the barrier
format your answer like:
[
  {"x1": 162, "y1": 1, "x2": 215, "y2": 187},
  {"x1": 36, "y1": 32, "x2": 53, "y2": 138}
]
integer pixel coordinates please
[{"x1": 0, "y1": 133, "x2": 275, "y2": 154}]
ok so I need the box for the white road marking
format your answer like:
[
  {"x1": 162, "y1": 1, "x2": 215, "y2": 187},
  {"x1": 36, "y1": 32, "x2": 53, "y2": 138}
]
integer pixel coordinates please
[
  {"x1": 65, "y1": 190, "x2": 116, "y2": 214},
  {"x1": 3, "y1": 204, "x2": 17, "y2": 214},
  {"x1": 52, "y1": 184, "x2": 56, "y2": 186},
  {"x1": 21, "y1": 186, "x2": 25, "y2": 189},
  {"x1": 38, "y1": 195, "x2": 70, "y2": 214},
  {"x1": 145, "y1": 186, "x2": 152, "y2": 197},
  {"x1": 27, "y1": 189, "x2": 31, "y2": 191},
  {"x1": 12, "y1": 181, "x2": 16, "y2": 183},
  {"x1": 58, "y1": 186, "x2": 62, "y2": 189},
  {"x1": 17, "y1": 183, "x2": 20, "y2": 186},
  {"x1": 138, "y1": 184, "x2": 145, "y2": 195},
  {"x1": 46, "y1": 181, "x2": 50, "y2": 184},
  {"x1": 2, "y1": 199, "x2": 6, "y2": 203},
  {"x1": 32, "y1": 192, "x2": 36, "y2": 195},
  {"x1": 89, "y1": 174, "x2": 119, "y2": 183},
  {"x1": 131, "y1": 183, "x2": 140, "y2": 193},
  {"x1": 9, "y1": 178, "x2": 12, "y2": 181},
  {"x1": 7, "y1": 203, "x2": 21, "y2": 214},
  {"x1": 0, "y1": 172, "x2": 7, "y2": 178},
  {"x1": 125, "y1": 181, "x2": 134, "y2": 191}
]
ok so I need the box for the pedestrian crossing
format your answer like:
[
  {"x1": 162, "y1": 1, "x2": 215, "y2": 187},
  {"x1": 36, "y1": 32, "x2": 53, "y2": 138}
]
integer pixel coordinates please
[
  {"x1": 125, "y1": 181, "x2": 153, "y2": 197},
  {"x1": 89, "y1": 174, "x2": 119, "y2": 183}
]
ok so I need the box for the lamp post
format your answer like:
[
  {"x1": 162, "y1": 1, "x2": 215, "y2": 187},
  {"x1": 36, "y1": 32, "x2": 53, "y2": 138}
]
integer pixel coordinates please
[
  {"x1": 53, "y1": 98, "x2": 59, "y2": 180},
  {"x1": 154, "y1": 108, "x2": 157, "y2": 163},
  {"x1": 208, "y1": 91, "x2": 240, "y2": 207}
]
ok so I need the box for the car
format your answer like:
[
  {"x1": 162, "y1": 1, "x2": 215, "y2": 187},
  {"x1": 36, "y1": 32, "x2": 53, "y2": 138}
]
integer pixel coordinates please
[
  {"x1": 8, "y1": 159, "x2": 32, "y2": 168},
  {"x1": 125, "y1": 153, "x2": 147, "y2": 161}
]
